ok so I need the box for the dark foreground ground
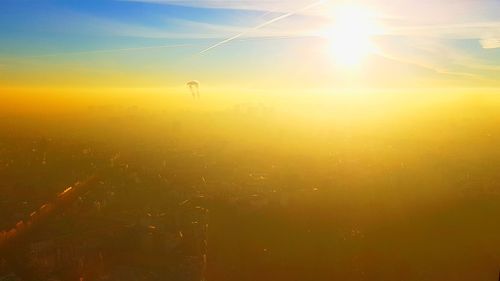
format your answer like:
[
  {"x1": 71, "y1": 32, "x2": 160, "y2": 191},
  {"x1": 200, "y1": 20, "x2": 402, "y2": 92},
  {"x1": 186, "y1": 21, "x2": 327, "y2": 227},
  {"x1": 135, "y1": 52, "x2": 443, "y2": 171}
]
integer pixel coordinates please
[{"x1": 1, "y1": 93, "x2": 500, "y2": 280}]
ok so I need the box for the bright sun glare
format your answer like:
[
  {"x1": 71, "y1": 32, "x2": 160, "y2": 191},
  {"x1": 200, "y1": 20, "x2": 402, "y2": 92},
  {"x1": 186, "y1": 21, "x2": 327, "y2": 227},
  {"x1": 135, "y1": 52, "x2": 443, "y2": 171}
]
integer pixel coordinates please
[{"x1": 328, "y1": 4, "x2": 378, "y2": 67}]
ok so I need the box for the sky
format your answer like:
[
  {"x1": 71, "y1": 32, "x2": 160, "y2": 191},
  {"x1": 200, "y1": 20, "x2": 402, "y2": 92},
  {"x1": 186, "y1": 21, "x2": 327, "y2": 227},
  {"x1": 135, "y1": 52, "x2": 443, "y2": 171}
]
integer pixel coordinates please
[{"x1": 0, "y1": 0, "x2": 499, "y2": 91}]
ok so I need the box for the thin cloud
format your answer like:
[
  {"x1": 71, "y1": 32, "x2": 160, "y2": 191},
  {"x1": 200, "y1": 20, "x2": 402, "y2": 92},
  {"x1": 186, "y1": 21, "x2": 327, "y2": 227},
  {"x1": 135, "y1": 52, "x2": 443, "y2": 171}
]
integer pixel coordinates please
[
  {"x1": 374, "y1": 34, "x2": 500, "y2": 84},
  {"x1": 386, "y1": 21, "x2": 500, "y2": 40},
  {"x1": 375, "y1": 49, "x2": 492, "y2": 82},
  {"x1": 199, "y1": 0, "x2": 325, "y2": 54},
  {"x1": 119, "y1": 0, "x2": 309, "y2": 12},
  {"x1": 120, "y1": 0, "x2": 500, "y2": 41},
  {"x1": 24, "y1": 44, "x2": 197, "y2": 58},
  {"x1": 62, "y1": 1, "x2": 499, "y2": 80},
  {"x1": 480, "y1": 38, "x2": 500, "y2": 49},
  {"x1": 165, "y1": 17, "x2": 319, "y2": 39},
  {"x1": 51, "y1": 9, "x2": 319, "y2": 40}
]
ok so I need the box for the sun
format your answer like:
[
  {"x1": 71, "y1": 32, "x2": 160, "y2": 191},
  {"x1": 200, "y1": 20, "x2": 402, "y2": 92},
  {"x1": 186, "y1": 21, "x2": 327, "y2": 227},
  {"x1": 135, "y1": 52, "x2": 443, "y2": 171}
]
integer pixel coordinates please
[{"x1": 327, "y1": 4, "x2": 379, "y2": 67}]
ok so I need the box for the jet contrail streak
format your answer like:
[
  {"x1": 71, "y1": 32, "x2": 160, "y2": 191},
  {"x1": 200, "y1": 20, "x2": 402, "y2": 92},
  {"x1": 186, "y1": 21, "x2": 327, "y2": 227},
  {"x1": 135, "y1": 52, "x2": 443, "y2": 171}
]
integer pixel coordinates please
[
  {"x1": 199, "y1": 0, "x2": 326, "y2": 54},
  {"x1": 26, "y1": 44, "x2": 196, "y2": 58}
]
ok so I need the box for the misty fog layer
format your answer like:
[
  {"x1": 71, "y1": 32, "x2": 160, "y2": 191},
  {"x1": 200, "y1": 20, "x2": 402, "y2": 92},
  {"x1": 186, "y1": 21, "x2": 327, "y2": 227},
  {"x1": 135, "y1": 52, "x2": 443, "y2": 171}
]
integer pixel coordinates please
[{"x1": 1, "y1": 90, "x2": 500, "y2": 281}]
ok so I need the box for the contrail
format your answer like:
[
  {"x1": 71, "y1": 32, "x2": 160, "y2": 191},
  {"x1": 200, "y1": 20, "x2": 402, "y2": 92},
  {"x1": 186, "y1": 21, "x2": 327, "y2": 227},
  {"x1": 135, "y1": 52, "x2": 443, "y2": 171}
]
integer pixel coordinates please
[
  {"x1": 199, "y1": 0, "x2": 326, "y2": 54},
  {"x1": 374, "y1": 49, "x2": 490, "y2": 81},
  {"x1": 2, "y1": 1, "x2": 326, "y2": 61},
  {"x1": 25, "y1": 44, "x2": 196, "y2": 58}
]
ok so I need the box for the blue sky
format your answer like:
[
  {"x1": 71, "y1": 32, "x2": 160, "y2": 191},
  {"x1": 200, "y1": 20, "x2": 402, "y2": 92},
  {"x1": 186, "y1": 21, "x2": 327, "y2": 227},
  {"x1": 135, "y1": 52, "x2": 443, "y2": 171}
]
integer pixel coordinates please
[{"x1": 0, "y1": 0, "x2": 499, "y2": 89}]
